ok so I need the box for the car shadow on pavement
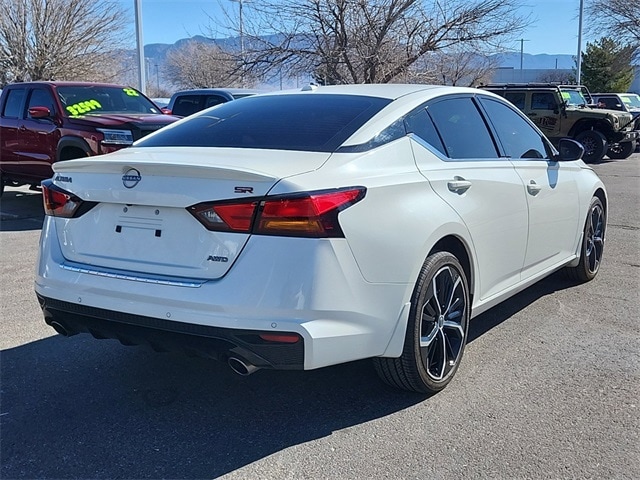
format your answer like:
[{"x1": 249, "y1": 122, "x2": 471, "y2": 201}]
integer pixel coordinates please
[
  {"x1": 0, "y1": 188, "x2": 44, "y2": 232},
  {"x1": 468, "y1": 270, "x2": 578, "y2": 343},
  {"x1": 0, "y1": 270, "x2": 582, "y2": 479},
  {"x1": 0, "y1": 333, "x2": 426, "y2": 479}
]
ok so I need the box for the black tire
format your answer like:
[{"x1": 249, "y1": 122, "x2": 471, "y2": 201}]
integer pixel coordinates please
[
  {"x1": 373, "y1": 252, "x2": 470, "y2": 393},
  {"x1": 575, "y1": 130, "x2": 608, "y2": 163},
  {"x1": 607, "y1": 140, "x2": 636, "y2": 160},
  {"x1": 564, "y1": 196, "x2": 605, "y2": 283}
]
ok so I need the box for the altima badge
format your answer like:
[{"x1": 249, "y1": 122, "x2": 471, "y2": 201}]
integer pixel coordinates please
[{"x1": 122, "y1": 168, "x2": 142, "y2": 188}]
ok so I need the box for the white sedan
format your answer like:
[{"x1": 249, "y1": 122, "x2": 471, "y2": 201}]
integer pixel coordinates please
[{"x1": 35, "y1": 84, "x2": 607, "y2": 393}]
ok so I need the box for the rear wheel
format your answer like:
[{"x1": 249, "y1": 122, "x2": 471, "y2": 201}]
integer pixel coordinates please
[
  {"x1": 607, "y1": 140, "x2": 636, "y2": 160},
  {"x1": 374, "y1": 252, "x2": 470, "y2": 393},
  {"x1": 575, "y1": 130, "x2": 607, "y2": 163},
  {"x1": 564, "y1": 196, "x2": 605, "y2": 282}
]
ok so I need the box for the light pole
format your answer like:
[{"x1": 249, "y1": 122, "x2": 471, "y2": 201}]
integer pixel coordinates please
[
  {"x1": 134, "y1": 0, "x2": 146, "y2": 93},
  {"x1": 230, "y1": 0, "x2": 246, "y2": 87},
  {"x1": 576, "y1": 0, "x2": 585, "y2": 85},
  {"x1": 519, "y1": 38, "x2": 529, "y2": 82}
]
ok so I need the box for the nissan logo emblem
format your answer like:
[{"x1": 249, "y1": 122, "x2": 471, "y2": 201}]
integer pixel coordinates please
[{"x1": 122, "y1": 168, "x2": 141, "y2": 189}]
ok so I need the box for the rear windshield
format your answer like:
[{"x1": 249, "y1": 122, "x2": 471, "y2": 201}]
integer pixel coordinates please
[
  {"x1": 136, "y1": 94, "x2": 391, "y2": 152},
  {"x1": 57, "y1": 85, "x2": 162, "y2": 116}
]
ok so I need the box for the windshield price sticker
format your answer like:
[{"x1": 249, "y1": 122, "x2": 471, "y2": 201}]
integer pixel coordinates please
[
  {"x1": 561, "y1": 92, "x2": 571, "y2": 100},
  {"x1": 66, "y1": 99, "x2": 102, "y2": 116},
  {"x1": 123, "y1": 88, "x2": 140, "y2": 97}
]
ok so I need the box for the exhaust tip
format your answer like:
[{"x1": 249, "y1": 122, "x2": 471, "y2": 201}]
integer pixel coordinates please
[
  {"x1": 49, "y1": 320, "x2": 74, "y2": 337},
  {"x1": 228, "y1": 356, "x2": 259, "y2": 376}
]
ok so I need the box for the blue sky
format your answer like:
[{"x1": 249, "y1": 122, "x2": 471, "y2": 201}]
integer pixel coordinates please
[{"x1": 118, "y1": 0, "x2": 593, "y2": 56}]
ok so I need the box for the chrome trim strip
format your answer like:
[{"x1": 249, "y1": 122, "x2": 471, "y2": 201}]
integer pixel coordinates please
[{"x1": 59, "y1": 263, "x2": 204, "y2": 287}]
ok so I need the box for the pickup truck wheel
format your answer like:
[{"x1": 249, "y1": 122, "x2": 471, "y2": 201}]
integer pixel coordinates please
[
  {"x1": 575, "y1": 130, "x2": 607, "y2": 163},
  {"x1": 607, "y1": 140, "x2": 636, "y2": 160}
]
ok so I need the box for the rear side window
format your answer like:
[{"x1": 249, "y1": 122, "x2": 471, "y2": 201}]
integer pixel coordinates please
[
  {"x1": 2, "y1": 89, "x2": 26, "y2": 118},
  {"x1": 504, "y1": 92, "x2": 526, "y2": 110},
  {"x1": 137, "y1": 94, "x2": 391, "y2": 153},
  {"x1": 172, "y1": 95, "x2": 203, "y2": 117},
  {"x1": 425, "y1": 97, "x2": 498, "y2": 159}
]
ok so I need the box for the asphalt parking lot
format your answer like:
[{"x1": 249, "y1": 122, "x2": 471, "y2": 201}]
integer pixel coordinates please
[{"x1": 1, "y1": 154, "x2": 638, "y2": 479}]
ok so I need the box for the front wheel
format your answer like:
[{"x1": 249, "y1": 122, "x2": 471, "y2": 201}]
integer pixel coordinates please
[
  {"x1": 575, "y1": 130, "x2": 607, "y2": 163},
  {"x1": 607, "y1": 140, "x2": 636, "y2": 160},
  {"x1": 564, "y1": 196, "x2": 606, "y2": 282},
  {"x1": 373, "y1": 252, "x2": 470, "y2": 393}
]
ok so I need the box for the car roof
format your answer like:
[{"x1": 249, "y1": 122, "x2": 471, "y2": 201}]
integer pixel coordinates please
[
  {"x1": 171, "y1": 88, "x2": 264, "y2": 96},
  {"x1": 7, "y1": 81, "x2": 138, "y2": 89}
]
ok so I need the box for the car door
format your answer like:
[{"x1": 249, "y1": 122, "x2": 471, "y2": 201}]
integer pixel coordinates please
[
  {"x1": 408, "y1": 95, "x2": 529, "y2": 302},
  {"x1": 478, "y1": 96, "x2": 580, "y2": 278},
  {"x1": 18, "y1": 87, "x2": 60, "y2": 180},
  {"x1": 526, "y1": 91, "x2": 563, "y2": 139},
  {"x1": 0, "y1": 87, "x2": 27, "y2": 175}
]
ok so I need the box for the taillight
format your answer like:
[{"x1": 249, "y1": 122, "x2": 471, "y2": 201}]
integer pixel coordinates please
[
  {"x1": 41, "y1": 180, "x2": 93, "y2": 218},
  {"x1": 188, "y1": 187, "x2": 365, "y2": 238}
]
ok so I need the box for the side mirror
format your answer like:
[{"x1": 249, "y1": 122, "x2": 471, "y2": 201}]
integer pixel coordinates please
[
  {"x1": 555, "y1": 138, "x2": 584, "y2": 162},
  {"x1": 161, "y1": 107, "x2": 172, "y2": 115},
  {"x1": 28, "y1": 106, "x2": 51, "y2": 119}
]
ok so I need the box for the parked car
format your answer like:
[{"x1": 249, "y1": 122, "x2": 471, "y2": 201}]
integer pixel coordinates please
[
  {"x1": 591, "y1": 92, "x2": 640, "y2": 152},
  {"x1": 163, "y1": 88, "x2": 262, "y2": 116},
  {"x1": 36, "y1": 84, "x2": 607, "y2": 393},
  {"x1": 0, "y1": 81, "x2": 180, "y2": 196},
  {"x1": 151, "y1": 97, "x2": 171, "y2": 109},
  {"x1": 480, "y1": 83, "x2": 638, "y2": 162}
]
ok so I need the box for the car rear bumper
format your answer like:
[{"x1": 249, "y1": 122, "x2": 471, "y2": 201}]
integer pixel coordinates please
[
  {"x1": 37, "y1": 294, "x2": 305, "y2": 369},
  {"x1": 35, "y1": 217, "x2": 412, "y2": 370}
]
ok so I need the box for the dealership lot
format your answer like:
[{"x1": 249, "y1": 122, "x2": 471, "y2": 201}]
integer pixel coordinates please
[{"x1": 1, "y1": 154, "x2": 638, "y2": 478}]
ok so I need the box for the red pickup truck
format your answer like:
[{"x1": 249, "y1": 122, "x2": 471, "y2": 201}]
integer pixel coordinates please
[{"x1": 0, "y1": 81, "x2": 179, "y2": 196}]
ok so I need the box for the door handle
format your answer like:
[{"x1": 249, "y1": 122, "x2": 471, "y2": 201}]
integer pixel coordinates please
[
  {"x1": 527, "y1": 180, "x2": 542, "y2": 196},
  {"x1": 447, "y1": 177, "x2": 472, "y2": 194}
]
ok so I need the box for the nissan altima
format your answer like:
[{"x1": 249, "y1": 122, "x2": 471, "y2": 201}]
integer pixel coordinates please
[{"x1": 35, "y1": 84, "x2": 607, "y2": 393}]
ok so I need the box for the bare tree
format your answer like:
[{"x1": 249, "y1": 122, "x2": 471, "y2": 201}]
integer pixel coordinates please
[
  {"x1": 165, "y1": 40, "x2": 245, "y2": 88},
  {"x1": 410, "y1": 46, "x2": 499, "y2": 86},
  {"x1": 0, "y1": 0, "x2": 130, "y2": 87},
  {"x1": 231, "y1": 0, "x2": 529, "y2": 85},
  {"x1": 587, "y1": 0, "x2": 640, "y2": 45}
]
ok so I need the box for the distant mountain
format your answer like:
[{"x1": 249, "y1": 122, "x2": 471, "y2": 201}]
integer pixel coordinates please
[{"x1": 492, "y1": 53, "x2": 575, "y2": 70}]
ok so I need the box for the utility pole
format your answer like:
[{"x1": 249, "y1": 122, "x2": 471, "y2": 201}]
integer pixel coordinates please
[
  {"x1": 519, "y1": 39, "x2": 529, "y2": 82},
  {"x1": 576, "y1": 0, "x2": 585, "y2": 85},
  {"x1": 134, "y1": 0, "x2": 146, "y2": 93},
  {"x1": 230, "y1": 0, "x2": 246, "y2": 87}
]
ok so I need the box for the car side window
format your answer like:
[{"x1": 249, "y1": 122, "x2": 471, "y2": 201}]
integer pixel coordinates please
[
  {"x1": 601, "y1": 97, "x2": 621, "y2": 110},
  {"x1": 479, "y1": 97, "x2": 550, "y2": 160},
  {"x1": 404, "y1": 107, "x2": 446, "y2": 155},
  {"x1": 531, "y1": 92, "x2": 557, "y2": 110},
  {"x1": 173, "y1": 95, "x2": 202, "y2": 117},
  {"x1": 27, "y1": 88, "x2": 56, "y2": 116},
  {"x1": 504, "y1": 92, "x2": 526, "y2": 110},
  {"x1": 425, "y1": 97, "x2": 498, "y2": 159},
  {"x1": 2, "y1": 89, "x2": 26, "y2": 118},
  {"x1": 205, "y1": 95, "x2": 226, "y2": 108}
]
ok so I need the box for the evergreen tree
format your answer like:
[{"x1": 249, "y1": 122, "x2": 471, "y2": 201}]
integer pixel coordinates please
[{"x1": 581, "y1": 37, "x2": 634, "y2": 92}]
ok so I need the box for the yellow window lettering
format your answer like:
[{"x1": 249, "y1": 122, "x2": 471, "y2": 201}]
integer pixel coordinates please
[
  {"x1": 123, "y1": 88, "x2": 139, "y2": 97},
  {"x1": 66, "y1": 105, "x2": 79, "y2": 116},
  {"x1": 89, "y1": 100, "x2": 102, "y2": 109}
]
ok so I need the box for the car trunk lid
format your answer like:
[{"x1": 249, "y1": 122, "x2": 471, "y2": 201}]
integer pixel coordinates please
[{"x1": 50, "y1": 147, "x2": 330, "y2": 280}]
